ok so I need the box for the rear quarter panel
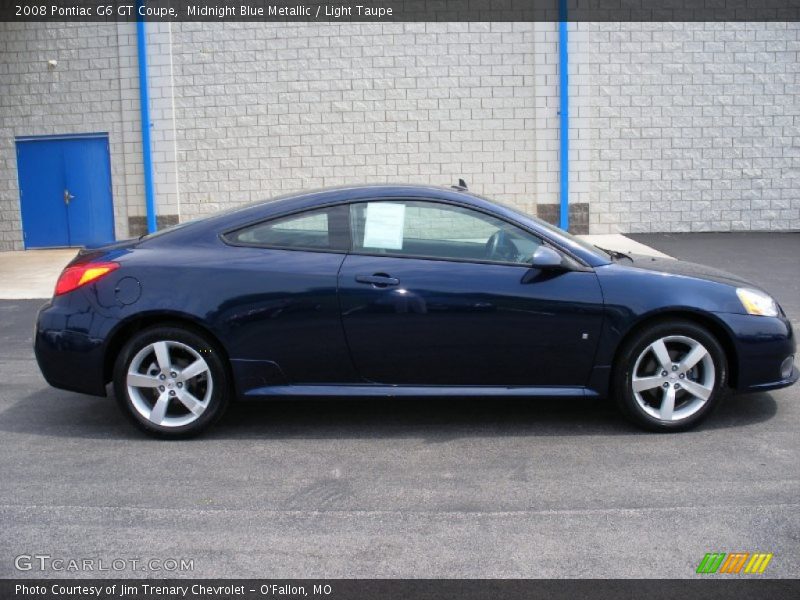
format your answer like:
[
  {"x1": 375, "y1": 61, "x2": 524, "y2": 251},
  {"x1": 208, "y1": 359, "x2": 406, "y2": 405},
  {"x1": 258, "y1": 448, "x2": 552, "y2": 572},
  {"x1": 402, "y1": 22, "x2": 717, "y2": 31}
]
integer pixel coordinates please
[{"x1": 99, "y1": 240, "x2": 357, "y2": 387}]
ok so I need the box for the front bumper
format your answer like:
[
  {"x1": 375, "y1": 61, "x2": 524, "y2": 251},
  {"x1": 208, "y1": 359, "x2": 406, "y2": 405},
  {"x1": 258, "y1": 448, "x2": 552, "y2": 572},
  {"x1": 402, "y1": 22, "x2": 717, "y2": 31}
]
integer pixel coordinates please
[
  {"x1": 714, "y1": 312, "x2": 797, "y2": 393},
  {"x1": 746, "y1": 366, "x2": 799, "y2": 392}
]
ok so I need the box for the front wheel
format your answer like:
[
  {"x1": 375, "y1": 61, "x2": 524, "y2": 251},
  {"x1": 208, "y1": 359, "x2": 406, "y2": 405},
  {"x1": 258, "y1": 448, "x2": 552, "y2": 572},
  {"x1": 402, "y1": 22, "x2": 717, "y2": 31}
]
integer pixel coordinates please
[
  {"x1": 113, "y1": 325, "x2": 230, "y2": 438},
  {"x1": 613, "y1": 320, "x2": 728, "y2": 432}
]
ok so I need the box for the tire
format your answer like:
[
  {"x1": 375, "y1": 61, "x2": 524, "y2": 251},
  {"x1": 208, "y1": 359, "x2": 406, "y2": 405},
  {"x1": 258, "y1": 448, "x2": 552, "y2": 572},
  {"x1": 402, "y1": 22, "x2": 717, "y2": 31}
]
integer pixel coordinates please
[
  {"x1": 113, "y1": 324, "x2": 230, "y2": 438},
  {"x1": 612, "y1": 319, "x2": 727, "y2": 432}
]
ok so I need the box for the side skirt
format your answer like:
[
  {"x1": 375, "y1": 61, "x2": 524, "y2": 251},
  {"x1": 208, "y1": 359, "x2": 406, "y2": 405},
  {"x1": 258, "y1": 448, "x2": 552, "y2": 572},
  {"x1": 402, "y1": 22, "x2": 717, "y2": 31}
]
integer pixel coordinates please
[{"x1": 242, "y1": 384, "x2": 598, "y2": 400}]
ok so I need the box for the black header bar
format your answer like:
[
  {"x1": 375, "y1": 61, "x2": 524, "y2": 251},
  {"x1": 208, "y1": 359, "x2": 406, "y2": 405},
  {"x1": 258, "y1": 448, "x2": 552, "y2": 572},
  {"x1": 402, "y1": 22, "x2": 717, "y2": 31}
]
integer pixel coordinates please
[{"x1": 3, "y1": 0, "x2": 800, "y2": 22}]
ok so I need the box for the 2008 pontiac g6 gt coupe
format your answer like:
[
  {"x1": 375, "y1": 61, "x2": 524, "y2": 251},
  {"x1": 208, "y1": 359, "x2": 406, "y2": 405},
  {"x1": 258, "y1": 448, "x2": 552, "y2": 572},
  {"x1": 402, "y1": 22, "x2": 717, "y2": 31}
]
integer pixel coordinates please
[{"x1": 35, "y1": 184, "x2": 798, "y2": 437}]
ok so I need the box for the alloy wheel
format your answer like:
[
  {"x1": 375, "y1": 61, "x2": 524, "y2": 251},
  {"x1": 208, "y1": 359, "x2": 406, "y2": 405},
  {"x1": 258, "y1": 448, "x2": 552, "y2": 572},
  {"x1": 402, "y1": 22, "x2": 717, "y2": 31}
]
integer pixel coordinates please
[
  {"x1": 126, "y1": 340, "x2": 213, "y2": 428},
  {"x1": 631, "y1": 335, "x2": 715, "y2": 422}
]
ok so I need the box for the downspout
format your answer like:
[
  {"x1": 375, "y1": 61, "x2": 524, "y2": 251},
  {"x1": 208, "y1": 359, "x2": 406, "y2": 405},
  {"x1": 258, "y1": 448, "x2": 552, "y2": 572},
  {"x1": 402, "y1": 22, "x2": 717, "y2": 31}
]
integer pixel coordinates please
[
  {"x1": 137, "y1": 2, "x2": 157, "y2": 233},
  {"x1": 558, "y1": 3, "x2": 569, "y2": 231}
]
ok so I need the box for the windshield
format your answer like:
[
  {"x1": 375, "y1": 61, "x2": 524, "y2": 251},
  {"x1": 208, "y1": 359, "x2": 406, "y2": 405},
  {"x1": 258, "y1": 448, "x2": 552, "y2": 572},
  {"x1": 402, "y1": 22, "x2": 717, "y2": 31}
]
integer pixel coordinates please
[
  {"x1": 529, "y1": 214, "x2": 611, "y2": 260},
  {"x1": 472, "y1": 194, "x2": 611, "y2": 261}
]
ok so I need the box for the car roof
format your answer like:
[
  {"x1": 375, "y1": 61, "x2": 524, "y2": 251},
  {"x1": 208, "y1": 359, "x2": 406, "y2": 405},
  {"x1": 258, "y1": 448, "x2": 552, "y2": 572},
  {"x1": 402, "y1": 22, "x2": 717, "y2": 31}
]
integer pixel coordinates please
[
  {"x1": 155, "y1": 184, "x2": 496, "y2": 237},
  {"x1": 144, "y1": 184, "x2": 609, "y2": 267},
  {"x1": 217, "y1": 184, "x2": 492, "y2": 222}
]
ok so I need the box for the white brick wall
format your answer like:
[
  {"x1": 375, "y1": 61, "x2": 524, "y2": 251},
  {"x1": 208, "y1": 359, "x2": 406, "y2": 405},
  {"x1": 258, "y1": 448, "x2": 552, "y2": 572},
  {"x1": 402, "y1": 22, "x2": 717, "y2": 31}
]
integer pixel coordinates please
[
  {"x1": 0, "y1": 21, "x2": 798, "y2": 250},
  {"x1": 570, "y1": 22, "x2": 800, "y2": 233},
  {"x1": 168, "y1": 22, "x2": 543, "y2": 222}
]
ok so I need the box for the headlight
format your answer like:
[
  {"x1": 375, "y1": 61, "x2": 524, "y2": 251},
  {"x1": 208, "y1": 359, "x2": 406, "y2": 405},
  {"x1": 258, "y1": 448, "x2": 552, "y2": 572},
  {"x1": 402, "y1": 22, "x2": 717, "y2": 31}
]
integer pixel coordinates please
[{"x1": 736, "y1": 287, "x2": 780, "y2": 317}]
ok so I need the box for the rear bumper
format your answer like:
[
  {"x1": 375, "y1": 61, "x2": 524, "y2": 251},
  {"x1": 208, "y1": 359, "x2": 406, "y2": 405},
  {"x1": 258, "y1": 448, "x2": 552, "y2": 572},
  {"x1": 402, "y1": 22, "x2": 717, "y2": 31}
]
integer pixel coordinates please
[
  {"x1": 34, "y1": 300, "x2": 109, "y2": 397},
  {"x1": 713, "y1": 312, "x2": 797, "y2": 393}
]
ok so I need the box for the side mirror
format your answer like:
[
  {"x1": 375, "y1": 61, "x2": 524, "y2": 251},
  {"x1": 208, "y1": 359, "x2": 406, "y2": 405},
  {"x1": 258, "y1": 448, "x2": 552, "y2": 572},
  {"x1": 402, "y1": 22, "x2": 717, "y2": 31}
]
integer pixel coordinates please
[{"x1": 530, "y1": 246, "x2": 564, "y2": 269}]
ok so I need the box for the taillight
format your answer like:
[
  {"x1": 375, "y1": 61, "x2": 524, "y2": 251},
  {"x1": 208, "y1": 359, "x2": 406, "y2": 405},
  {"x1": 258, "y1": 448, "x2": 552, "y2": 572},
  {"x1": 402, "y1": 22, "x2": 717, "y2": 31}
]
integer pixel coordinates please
[{"x1": 55, "y1": 261, "x2": 120, "y2": 296}]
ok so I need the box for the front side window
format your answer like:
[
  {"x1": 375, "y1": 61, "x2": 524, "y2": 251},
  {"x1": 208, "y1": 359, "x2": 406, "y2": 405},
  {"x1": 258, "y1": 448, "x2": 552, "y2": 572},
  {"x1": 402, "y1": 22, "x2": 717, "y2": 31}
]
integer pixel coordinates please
[
  {"x1": 350, "y1": 200, "x2": 542, "y2": 265},
  {"x1": 225, "y1": 205, "x2": 349, "y2": 251}
]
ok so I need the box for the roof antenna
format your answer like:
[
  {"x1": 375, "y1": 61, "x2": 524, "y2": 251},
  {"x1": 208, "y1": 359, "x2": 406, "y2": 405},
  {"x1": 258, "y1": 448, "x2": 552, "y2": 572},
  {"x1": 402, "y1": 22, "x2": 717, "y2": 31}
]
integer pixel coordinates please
[{"x1": 452, "y1": 178, "x2": 468, "y2": 191}]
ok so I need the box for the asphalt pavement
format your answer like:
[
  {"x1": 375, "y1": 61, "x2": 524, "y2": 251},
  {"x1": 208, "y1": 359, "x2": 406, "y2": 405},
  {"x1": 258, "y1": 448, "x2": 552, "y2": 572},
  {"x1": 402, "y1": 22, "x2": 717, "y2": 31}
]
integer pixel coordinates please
[{"x1": 0, "y1": 233, "x2": 798, "y2": 578}]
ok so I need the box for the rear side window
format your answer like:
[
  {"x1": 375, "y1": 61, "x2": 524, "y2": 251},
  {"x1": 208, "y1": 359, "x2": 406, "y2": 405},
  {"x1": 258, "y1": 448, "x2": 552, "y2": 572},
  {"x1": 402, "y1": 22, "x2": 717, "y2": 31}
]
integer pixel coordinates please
[{"x1": 225, "y1": 205, "x2": 349, "y2": 252}]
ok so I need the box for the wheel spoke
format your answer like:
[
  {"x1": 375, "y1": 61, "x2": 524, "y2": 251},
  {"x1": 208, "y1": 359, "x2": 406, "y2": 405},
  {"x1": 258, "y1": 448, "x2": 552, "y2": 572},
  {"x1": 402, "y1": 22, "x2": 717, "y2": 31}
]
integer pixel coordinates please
[
  {"x1": 149, "y1": 391, "x2": 170, "y2": 424},
  {"x1": 127, "y1": 372, "x2": 160, "y2": 388},
  {"x1": 178, "y1": 359, "x2": 208, "y2": 383},
  {"x1": 632, "y1": 375, "x2": 664, "y2": 392},
  {"x1": 681, "y1": 379, "x2": 712, "y2": 401},
  {"x1": 177, "y1": 389, "x2": 205, "y2": 416},
  {"x1": 152, "y1": 341, "x2": 171, "y2": 371},
  {"x1": 660, "y1": 386, "x2": 676, "y2": 420},
  {"x1": 680, "y1": 343, "x2": 708, "y2": 373},
  {"x1": 650, "y1": 339, "x2": 673, "y2": 370}
]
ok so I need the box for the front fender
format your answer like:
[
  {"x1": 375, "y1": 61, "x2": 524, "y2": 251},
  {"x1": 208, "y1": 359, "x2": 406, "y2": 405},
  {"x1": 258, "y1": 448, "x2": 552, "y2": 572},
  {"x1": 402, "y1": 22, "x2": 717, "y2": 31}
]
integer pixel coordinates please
[{"x1": 592, "y1": 263, "x2": 745, "y2": 368}]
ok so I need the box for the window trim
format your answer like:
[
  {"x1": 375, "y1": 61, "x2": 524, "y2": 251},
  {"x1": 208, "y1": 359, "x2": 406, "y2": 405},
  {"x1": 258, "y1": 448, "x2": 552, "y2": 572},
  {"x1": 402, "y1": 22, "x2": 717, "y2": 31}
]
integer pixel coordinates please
[
  {"x1": 220, "y1": 196, "x2": 591, "y2": 270},
  {"x1": 221, "y1": 202, "x2": 351, "y2": 254}
]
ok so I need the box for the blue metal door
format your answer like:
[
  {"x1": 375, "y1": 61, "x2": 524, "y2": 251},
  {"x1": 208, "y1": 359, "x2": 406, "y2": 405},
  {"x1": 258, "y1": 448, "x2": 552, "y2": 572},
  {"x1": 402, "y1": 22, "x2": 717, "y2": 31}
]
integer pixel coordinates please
[{"x1": 17, "y1": 135, "x2": 115, "y2": 248}]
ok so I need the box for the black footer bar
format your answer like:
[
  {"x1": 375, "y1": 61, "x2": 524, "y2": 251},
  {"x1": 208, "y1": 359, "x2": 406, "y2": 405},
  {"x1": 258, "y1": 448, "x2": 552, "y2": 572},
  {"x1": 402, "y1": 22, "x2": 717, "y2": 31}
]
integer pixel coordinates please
[{"x1": 3, "y1": 579, "x2": 800, "y2": 600}]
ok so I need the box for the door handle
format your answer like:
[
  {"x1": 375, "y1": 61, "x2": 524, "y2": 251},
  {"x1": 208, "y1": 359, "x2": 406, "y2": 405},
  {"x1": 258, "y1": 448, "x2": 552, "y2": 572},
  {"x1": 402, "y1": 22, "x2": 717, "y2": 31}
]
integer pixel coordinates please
[
  {"x1": 63, "y1": 189, "x2": 75, "y2": 205},
  {"x1": 355, "y1": 274, "x2": 400, "y2": 287}
]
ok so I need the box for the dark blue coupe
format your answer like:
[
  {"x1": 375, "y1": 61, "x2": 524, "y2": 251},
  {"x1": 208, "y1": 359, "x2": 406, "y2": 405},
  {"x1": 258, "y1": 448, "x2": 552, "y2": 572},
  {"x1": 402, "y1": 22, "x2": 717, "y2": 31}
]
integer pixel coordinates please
[{"x1": 35, "y1": 184, "x2": 797, "y2": 437}]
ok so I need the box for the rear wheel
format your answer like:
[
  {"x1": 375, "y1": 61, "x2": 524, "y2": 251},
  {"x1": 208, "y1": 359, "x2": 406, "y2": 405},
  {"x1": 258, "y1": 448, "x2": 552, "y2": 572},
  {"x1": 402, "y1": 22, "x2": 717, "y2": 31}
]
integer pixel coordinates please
[
  {"x1": 113, "y1": 325, "x2": 230, "y2": 438},
  {"x1": 613, "y1": 320, "x2": 727, "y2": 431}
]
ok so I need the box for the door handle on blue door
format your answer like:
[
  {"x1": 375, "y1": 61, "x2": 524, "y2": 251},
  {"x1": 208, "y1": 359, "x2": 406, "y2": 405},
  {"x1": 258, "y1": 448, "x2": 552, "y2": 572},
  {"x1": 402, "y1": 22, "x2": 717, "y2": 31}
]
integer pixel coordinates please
[{"x1": 355, "y1": 274, "x2": 400, "y2": 287}]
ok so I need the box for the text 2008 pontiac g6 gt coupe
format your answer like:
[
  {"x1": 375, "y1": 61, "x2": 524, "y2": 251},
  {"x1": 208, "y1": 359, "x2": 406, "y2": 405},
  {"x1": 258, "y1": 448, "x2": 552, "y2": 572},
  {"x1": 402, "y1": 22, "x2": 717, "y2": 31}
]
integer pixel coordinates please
[{"x1": 35, "y1": 184, "x2": 797, "y2": 437}]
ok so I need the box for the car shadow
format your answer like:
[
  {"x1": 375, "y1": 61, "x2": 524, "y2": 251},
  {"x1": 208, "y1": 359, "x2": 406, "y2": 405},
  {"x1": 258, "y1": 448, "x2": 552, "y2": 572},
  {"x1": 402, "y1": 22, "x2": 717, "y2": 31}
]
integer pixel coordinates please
[{"x1": 0, "y1": 386, "x2": 780, "y2": 441}]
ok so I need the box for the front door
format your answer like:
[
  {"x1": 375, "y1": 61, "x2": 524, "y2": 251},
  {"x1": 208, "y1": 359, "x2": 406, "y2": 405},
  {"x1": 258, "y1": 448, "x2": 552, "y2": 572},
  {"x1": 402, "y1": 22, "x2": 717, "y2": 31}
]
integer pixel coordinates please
[
  {"x1": 16, "y1": 135, "x2": 115, "y2": 248},
  {"x1": 337, "y1": 200, "x2": 605, "y2": 387}
]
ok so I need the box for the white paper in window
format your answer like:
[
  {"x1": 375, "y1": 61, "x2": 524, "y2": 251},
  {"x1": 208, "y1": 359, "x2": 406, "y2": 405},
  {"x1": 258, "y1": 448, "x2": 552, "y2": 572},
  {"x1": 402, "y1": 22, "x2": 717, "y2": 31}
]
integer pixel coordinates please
[{"x1": 363, "y1": 203, "x2": 405, "y2": 249}]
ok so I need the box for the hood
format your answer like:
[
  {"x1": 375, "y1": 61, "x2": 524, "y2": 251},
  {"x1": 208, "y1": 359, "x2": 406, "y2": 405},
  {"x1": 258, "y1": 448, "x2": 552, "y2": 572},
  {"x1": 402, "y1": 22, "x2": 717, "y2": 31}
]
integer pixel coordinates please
[{"x1": 623, "y1": 254, "x2": 753, "y2": 288}]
